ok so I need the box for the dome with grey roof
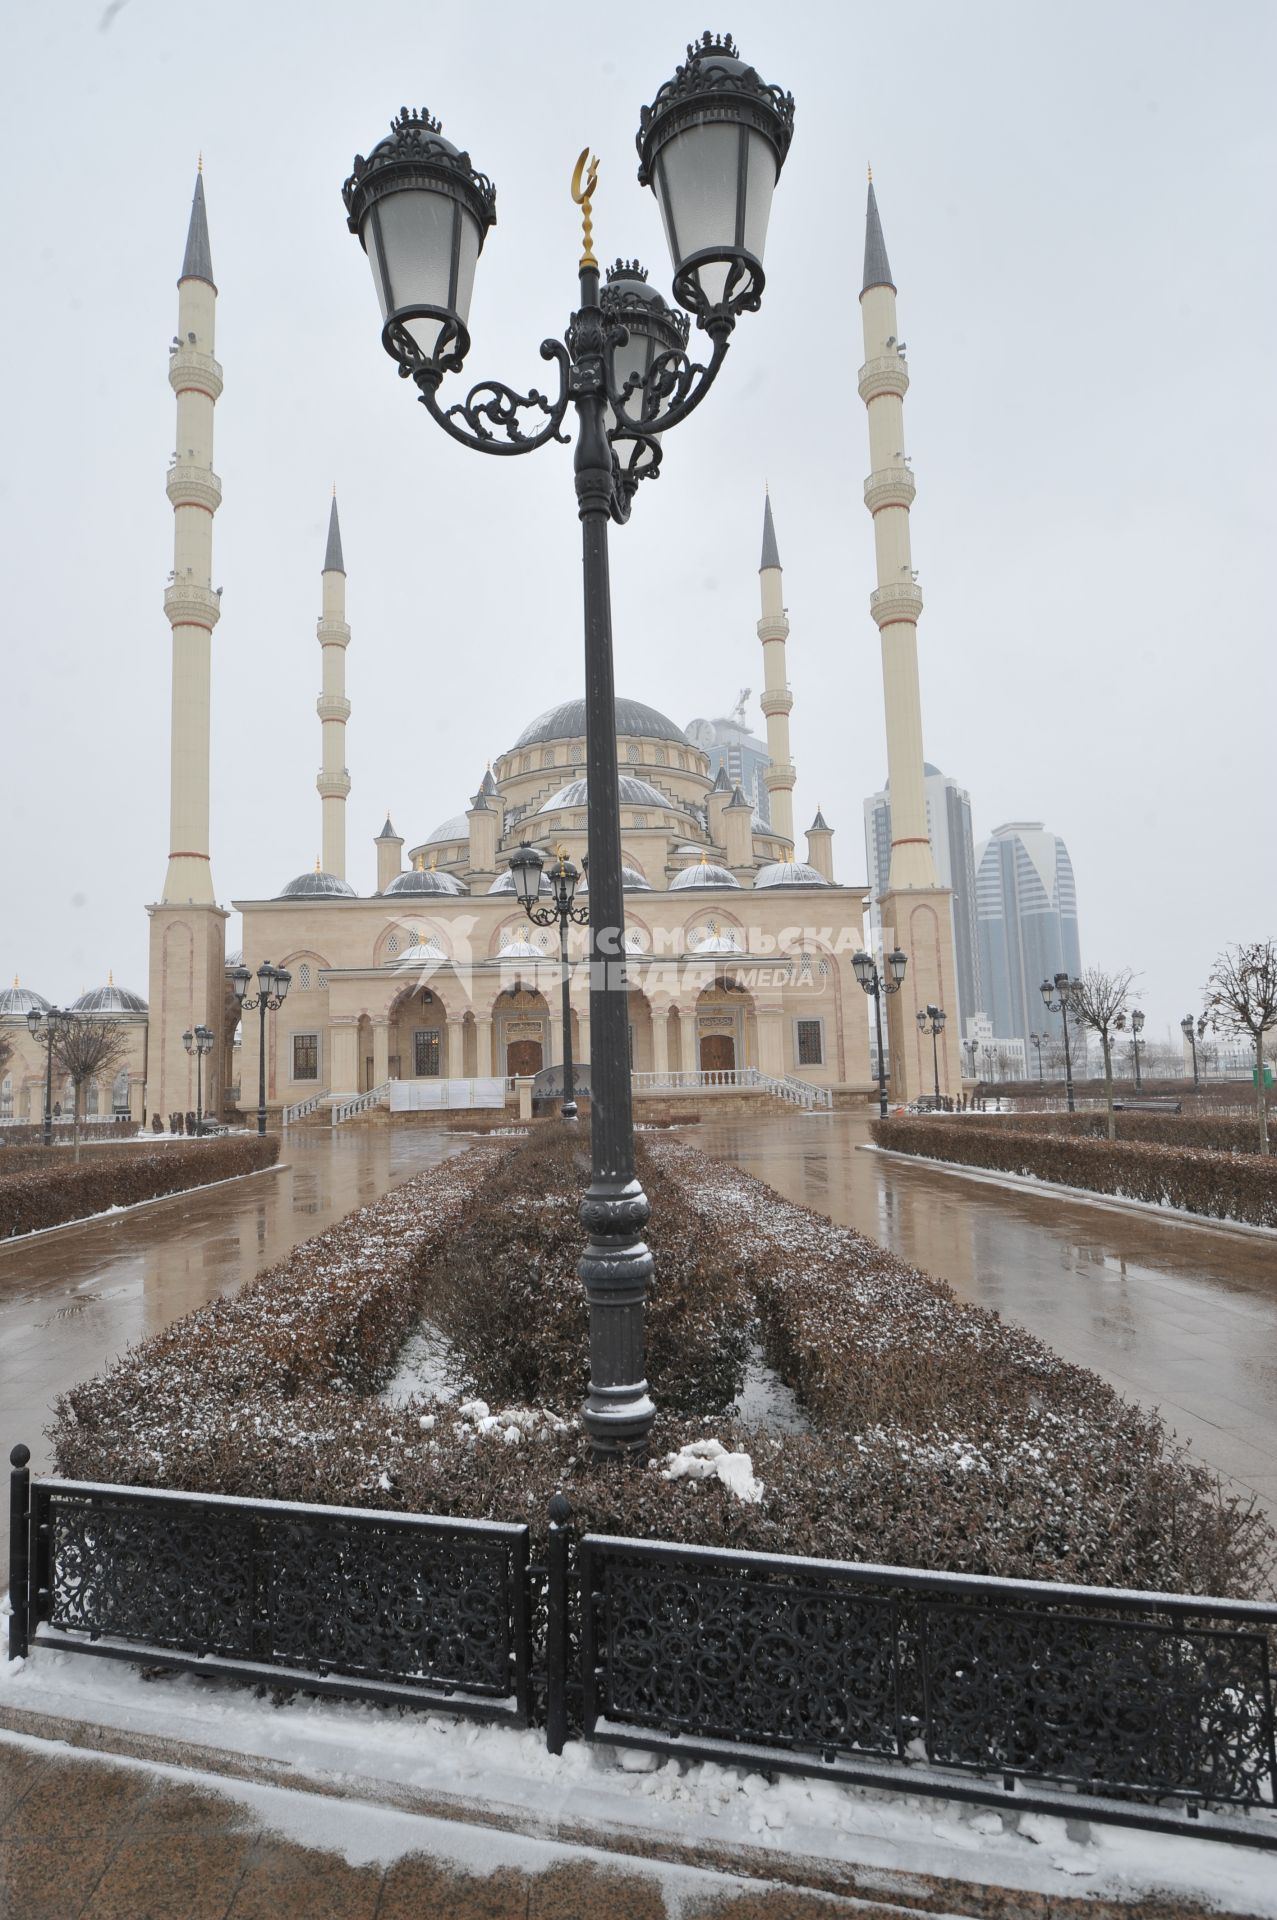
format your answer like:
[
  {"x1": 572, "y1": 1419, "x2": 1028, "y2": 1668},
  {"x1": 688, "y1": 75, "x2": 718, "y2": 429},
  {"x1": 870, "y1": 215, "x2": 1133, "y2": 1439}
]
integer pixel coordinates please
[
  {"x1": 539, "y1": 775, "x2": 671, "y2": 814},
  {"x1": 670, "y1": 859, "x2": 740, "y2": 891},
  {"x1": 389, "y1": 936, "x2": 447, "y2": 967},
  {"x1": 753, "y1": 861, "x2": 831, "y2": 889},
  {"x1": 421, "y1": 813, "x2": 470, "y2": 847},
  {"x1": 385, "y1": 866, "x2": 466, "y2": 897},
  {"x1": 276, "y1": 870, "x2": 358, "y2": 900},
  {"x1": 72, "y1": 982, "x2": 148, "y2": 1015},
  {"x1": 0, "y1": 983, "x2": 51, "y2": 1018},
  {"x1": 487, "y1": 867, "x2": 551, "y2": 896},
  {"x1": 513, "y1": 697, "x2": 688, "y2": 751},
  {"x1": 579, "y1": 866, "x2": 652, "y2": 893}
]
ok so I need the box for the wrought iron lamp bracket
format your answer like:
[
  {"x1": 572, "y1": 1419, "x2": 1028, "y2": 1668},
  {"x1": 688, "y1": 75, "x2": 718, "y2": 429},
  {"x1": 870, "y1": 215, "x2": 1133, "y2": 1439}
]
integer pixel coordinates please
[{"x1": 411, "y1": 336, "x2": 574, "y2": 455}]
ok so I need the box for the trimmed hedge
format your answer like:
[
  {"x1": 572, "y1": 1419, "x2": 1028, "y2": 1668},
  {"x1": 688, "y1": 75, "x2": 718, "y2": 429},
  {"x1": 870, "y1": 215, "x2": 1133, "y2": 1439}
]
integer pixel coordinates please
[
  {"x1": 0, "y1": 1135, "x2": 280, "y2": 1238},
  {"x1": 962, "y1": 1109, "x2": 1267, "y2": 1154},
  {"x1": 874, "y1": 1119, "x2": 1277, "y2": 1227},
  {"x1": 50, "y1": 1133, "x2": 1274, "y2": 1597}
]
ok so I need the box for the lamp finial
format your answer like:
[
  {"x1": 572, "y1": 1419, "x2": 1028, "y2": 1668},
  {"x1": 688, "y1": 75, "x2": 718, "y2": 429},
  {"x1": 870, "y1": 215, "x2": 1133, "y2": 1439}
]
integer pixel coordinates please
[{"x1": 571, "y1": 148, "x2": 600, "y2": 271}]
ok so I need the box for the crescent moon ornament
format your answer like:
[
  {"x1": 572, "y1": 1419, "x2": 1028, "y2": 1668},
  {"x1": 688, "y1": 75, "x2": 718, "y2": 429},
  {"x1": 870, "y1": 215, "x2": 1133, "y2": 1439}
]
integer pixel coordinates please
[{"x1": 570, "y1": 148, "x2": 600, "y2": 270}]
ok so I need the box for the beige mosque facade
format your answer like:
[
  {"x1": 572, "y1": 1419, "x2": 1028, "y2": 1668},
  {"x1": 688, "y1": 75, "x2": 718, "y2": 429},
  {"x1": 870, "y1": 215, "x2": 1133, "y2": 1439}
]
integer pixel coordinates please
[{"x1": 2, "y1": 173, "x2": 965, "y2": 1126}]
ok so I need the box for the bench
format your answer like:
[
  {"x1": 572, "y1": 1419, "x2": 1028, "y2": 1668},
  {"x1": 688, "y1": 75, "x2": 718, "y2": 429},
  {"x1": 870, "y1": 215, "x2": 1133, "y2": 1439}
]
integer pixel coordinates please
[{"x1": 1112, "y1": 1098, "x2": 1182, "y2": 1114}]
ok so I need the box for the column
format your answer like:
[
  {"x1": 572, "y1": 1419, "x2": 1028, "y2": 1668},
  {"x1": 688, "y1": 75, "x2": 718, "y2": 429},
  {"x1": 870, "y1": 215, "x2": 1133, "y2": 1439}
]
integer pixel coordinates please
[
  {"x1": 329, "y1": 1019, "x2": 359, "y2": 1096},
  {"x1": 372, "y1": 1021, "x2": 390, "y2": 1087}
]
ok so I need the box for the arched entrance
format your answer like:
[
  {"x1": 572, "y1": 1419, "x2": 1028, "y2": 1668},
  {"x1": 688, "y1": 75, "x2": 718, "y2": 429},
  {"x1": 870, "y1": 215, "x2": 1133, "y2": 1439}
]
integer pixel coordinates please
[
  {"x1": 700, "y1": 1031, "x2": 735, "y2": 1073},
  {"x1": 695, "y1": 977, "x2": 752, "y2": 1078},
  {"x1": 389, "y1": 984, "x2": 449, "y2": 1079},
  {"x1": 494, "y1": 986, "x2": 550, "y2": 1077}
]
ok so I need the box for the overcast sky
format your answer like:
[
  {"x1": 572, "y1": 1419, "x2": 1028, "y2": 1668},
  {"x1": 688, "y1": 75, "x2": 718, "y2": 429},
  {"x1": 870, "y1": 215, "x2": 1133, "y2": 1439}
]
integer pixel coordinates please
[{"x1": 3, "y1": 0, "x2": 1273, "y2": 1047}]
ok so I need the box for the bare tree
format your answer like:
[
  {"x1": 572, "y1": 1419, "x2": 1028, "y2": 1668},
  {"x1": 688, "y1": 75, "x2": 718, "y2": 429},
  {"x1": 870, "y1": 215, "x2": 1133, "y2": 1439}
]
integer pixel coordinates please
[
  {"x1": 51, "y1": 1017, "x2": 130, "y2": 1162},
  {"x1": 0, "y1": 1027, "x2": 12, "y2": 1081},
  {"x1": 1068, "y1": 967, "x2": 1135, "y2": 1139},
  {"x1": 1203, "y1": 940, "x2": 1277, "y2": 1154}
]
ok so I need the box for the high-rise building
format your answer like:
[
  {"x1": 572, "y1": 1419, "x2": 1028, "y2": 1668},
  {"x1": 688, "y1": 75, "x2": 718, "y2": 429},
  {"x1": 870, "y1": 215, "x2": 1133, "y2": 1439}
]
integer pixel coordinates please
[
  {"x1": 864, "y1": 764, "x2": 981, "y2": 1029},
  {"x1": 975, "y1": 823, "x2": 1082, "y2": 1055}
]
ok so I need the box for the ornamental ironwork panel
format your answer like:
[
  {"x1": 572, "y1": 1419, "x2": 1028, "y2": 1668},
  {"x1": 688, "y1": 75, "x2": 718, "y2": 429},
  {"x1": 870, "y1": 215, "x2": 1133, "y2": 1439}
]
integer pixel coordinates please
[{"x1": 30, "y1": 1481, "x2": 530, "y2": 1717}]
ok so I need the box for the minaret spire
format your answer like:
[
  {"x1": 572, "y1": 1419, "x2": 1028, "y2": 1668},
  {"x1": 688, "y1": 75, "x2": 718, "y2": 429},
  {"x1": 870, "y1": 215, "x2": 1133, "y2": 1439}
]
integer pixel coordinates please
[
  {"x1": 756, "y1": 491, "x2": 795, "y2": 848},
  {"x1": 162, "y1": 168, "x2": 223, "y2": 906},
  {"x1": 317, "y1": 493, "x2": 352, "y2": 879},
  {"x1": 862, "y1": 177, "x2": 894, "y2": 296}
]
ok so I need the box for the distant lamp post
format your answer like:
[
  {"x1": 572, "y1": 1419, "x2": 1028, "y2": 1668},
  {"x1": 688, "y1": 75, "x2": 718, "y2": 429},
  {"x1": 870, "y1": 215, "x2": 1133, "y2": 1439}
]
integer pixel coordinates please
[
  {"x1": 1129, "y1": 1007, "x2": 1145, "y2": 1090},
  {"x1": 509, "y1": 844, "x2": 589, "y2": 1121},
  {"x1": 26, "y1": 1004, "x2": 71, "y2": 1148},
  {"x1": 1028, "y1": 1031, "x2": 1048, "y2": 1084},
  {"x1": 1040, "y1": 972, "x2": 1080, "y2": 1113},
  {"x1": 1181, "y1": 1014, "x2": 1201, "y2": 1089},
  {"x1": 182, "y1": 1023, "x2": 214, "y2": 1134},
  {"x1": 231, "y1": 963, "x2": 291, "y2": 1136},
  {"x1": 916, "y1": 1004, "x2": 946, "y2": 1104},
  {"x1": 852, "y1": 946, "x2": 908, "y2": 1117},
  {"x1": 963, "y1": 1036, "x2": 978, "y2": 1079}
]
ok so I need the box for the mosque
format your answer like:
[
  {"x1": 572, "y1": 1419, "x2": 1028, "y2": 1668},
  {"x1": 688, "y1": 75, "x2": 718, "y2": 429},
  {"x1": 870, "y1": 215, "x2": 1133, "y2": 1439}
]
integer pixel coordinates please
[{"x1": 1, "y1": 170, "x2": 964, "y2": 1126}]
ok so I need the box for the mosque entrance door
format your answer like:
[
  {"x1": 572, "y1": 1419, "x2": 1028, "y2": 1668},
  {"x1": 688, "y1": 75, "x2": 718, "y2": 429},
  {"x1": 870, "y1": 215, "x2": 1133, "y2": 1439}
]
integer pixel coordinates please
[
  {"x1": 507, "y1": 1039, "x2": 543, "y2": 1078},
  {"x1": 700, "y1": 1033, "x2": 735, "y2": 1074}
]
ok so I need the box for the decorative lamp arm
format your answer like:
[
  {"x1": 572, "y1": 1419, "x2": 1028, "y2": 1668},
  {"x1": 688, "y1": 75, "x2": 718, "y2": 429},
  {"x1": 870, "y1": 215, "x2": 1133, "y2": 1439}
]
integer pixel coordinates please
[{"x1": 413, "y1": 338, "x2": 574, "y2": 455}]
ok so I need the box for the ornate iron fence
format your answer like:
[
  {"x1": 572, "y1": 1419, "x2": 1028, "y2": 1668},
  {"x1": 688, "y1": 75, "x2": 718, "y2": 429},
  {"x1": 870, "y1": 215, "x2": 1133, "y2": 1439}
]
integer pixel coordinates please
[
  {"x1": 579, "y1": 1534, "x2": 1277, "y2": 1848},
  {"x1": 8, "y1": 1460, "x2": 531, "y2": 1722}
]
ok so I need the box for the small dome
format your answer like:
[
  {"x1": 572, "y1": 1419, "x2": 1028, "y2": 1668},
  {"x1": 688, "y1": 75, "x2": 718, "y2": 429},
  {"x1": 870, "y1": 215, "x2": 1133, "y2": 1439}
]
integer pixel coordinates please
[
  {"x1": 276, "y1": 870, "x2": 357, "y2": 900},
  {"x1": 72, "y1": 982, "x2": 148, "y2": 1015},
  {"x1": 690, "y1": 927, "x2": 743, "y2": 954},
  {"x1": 421, "y1": 813, "x2": 470, "y2": 847},
  {"x1": 539, "y1": 775, "x2": 670, "y2": 814},
  {"x1": 385, "y1": 866, "x2": 466, "y2": 897},
  {"x1": 497, "y1": 936, "x2": 545, "y2": 959},
  {"x1": 390, "y1": 937, "x2": 447, "y2": 967},
  {"x1": 513, "y1": 696, "x2": 688, "y2": 751},
  {"x1": 754, "y1": 861, "x2": 832, "y2": 889},
  {"x1": 0, "y1": 982, "x2": 50, "y2": 1018},
  {"x1": 487, "y1": 867, "x2": 551, "y2": 896},
  {"x1": 579, "y1": 866, "x2": 652, "y2": 893},
  {"x1": 670, "y1": 859, "x2": 740, "y2": 891}
]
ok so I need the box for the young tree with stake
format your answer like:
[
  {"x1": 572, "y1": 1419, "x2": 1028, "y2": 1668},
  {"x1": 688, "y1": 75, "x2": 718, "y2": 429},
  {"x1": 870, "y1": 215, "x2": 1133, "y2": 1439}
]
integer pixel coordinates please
[
  {"x1": 1068, "y1": 967, "x2": 1136, "y2": 1140},
  {"x1": 1203, "y1": 940, "x2": 1277, "y2": 1154},
  {"x1": 51, "y1": 1017, "x2": 130, "y2": 1163}
]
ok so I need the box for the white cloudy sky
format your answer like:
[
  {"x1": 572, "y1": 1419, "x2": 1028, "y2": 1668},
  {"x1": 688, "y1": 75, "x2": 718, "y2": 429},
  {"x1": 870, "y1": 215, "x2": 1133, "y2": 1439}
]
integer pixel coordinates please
[{"x1": 3, "y1": 0, "x2": 1273, "y2": 1046}]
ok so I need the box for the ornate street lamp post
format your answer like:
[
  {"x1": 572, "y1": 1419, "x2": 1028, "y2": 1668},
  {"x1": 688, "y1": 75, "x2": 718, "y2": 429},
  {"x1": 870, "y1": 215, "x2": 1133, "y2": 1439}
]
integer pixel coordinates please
[
  {"x1": 852, "y1": 947, "x2": 908, "y2": 1117},
  {"x1": 916, "y1": 1004, "x2": 946, "y2": 1105},
  {"x1": 26, "y1": 1005, "x2": 70, "y2": 1148},
  {"x1": 182, "y1": 1023, "x2": 214, "y2": 1134},
  {"x1": 963, "y1": 1037, "x2": 978, "y2": 1079},
  {"x1": 1028, "y1": 1031, "x2": 1048, "y2": 1084},
  {"x1": 1129, "y1": 1007, "x2": 1145, "y2": 1091},
  {"x1": 1040, "y1": 972, "x2": 1080, "y2": 1114},
  {"x1": 1181, "y1": 1014, "x2": 1201, "y2": 1089},
  {"x1": 231, "y1": 964, "x2": 291, "y2": 1137},
  {"x1": 343, "y1": 35, "x2": 794, "y2": 1460},
  {"x1": 510, "y1": 845, "x2": 590, "y2": 1121}
]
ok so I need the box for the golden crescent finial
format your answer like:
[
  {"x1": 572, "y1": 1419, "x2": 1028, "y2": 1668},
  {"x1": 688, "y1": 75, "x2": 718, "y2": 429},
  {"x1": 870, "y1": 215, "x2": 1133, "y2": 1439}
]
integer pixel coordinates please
[
  {"x1": 867, "y1": 162, "x2": 872, "y2": 183},
  {"x1": 571, "y1": 148, "x2": 600, "y2": 271},
  {"x1": 198, "y1": 152, "x2": 204, "y2": 174}
]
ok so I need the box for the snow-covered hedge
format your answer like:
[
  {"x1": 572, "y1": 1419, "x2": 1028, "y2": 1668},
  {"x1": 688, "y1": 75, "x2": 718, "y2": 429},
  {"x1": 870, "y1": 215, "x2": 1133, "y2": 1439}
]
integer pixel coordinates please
[
  {"x1": 873, "y1": 1118, "x2": 1277, "y2": 1226},
  {"x1": 0, "y1": 1134, "x2": 279, "y2": 1238},
  {"x1": 50, "y1": 1133, "x2": 1274, "y2": 1597},
  {"x1": 947, "y1": 1109, "x2": 1268, "y2": 1154}
]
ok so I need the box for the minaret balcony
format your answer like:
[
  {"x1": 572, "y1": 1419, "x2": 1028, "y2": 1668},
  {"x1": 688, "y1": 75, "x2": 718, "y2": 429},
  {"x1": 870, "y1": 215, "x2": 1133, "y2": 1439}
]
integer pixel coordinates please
[
  {"x1": 316, "y1": 693, "x2": 352, "y2": 723},
  {"x1": 317, "y1": 767, "x2": 352, "y2": 799},
  {"x1": 863, "y1": 466, "x2": 916, "y2": 513},
  {"x1": 869, "y1": 581, "x2": 924, "y2": 628},
  {"x1": 168, "y1": 349, "x2": 223, "y2": 401},
  {"x1": 756, "y1": 613, "x2": 790, "y2": 643},
  {"x1": 316, "y1": 618, "x2": 351, "y2": 648},
  {"x1": 164, "y1": 582, "x2": 221, "y2": 630},
  {"x1": 857, "y1": 354, "x2": 909, "y2": 403},
  {"x1": 763, "y1": 761, "x2": 796, "y2": 791},
  {"x1": 166, "y1": 464, "x2": 222, "y2": 512},
  {"x1": 759, "y1": 686, "x2": 794, "y2": 717}
]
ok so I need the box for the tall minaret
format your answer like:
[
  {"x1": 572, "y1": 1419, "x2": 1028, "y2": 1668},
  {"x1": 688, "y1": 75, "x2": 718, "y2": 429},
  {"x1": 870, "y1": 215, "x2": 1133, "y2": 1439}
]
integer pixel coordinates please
[
  {"x1": 147, "y1": 168, "x2": 229, "y2": 1127},
  {"x1": 162, "y1": 167, "x2": 222, "y2": 907},
  {"x1": 756, "y1": 494, "x2": 795, "y2": 848},
  {"x1": 316, "y1": 493, "x2": 351, "y2": 879},
  {"x1": 859, "y1": 173, "x2": 962, "y2": 1102}
]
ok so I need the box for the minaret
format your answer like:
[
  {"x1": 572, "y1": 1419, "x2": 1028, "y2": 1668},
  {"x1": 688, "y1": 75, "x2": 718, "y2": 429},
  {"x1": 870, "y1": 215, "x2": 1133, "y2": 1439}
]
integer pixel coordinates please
[
  {"x1": 317, "y1": 493, "x2": 352, "y2": 879},
  {"x1": 805, "y1": 807, "x2": 834, "y2": 882},
  {"x1": 757, "y1": 494, "x2": 795, "y2": 848},
  {"x1": 375, "y1": 814, "x2": 404, "y2": 893},
  {"x1": 147, "y1": 168, "x2": 229, "y2": 1127},
  {"x1": 162, "y1": 167, "x2": 222, "y2": 906},
  {"x1": 859, "y1": 172, "x2": 962, "y2": 1103}
]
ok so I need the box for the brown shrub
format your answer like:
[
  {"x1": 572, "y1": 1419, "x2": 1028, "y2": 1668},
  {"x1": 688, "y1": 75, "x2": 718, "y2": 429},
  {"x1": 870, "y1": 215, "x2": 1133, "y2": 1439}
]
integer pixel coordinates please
[
  {"x1": 0, "y1": 1135, "x2": 280, "y2": 1238},
  {"x1": 956, "y1": 1110, "x2": 1266, "y2": 1154},
  {"x1": 873, "y1": 1119, "x2": 1277, "y2": 1227}
]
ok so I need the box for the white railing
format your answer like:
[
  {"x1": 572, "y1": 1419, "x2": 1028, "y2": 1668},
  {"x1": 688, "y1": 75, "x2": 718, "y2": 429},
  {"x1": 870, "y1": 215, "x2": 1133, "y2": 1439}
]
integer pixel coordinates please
[
  {"x1": 282, "y1": 1090, "x2": 329, "y2": 1125},
  {"x1": 331, "y1": 1082, "x2": 391, "y2": 1126},
  {"x1": 752, "y1": 1071, "x2": 834, "y2": 1110},
  {"x1": 630, "y1": 1067, "x2": 833, "y2": 1108}
]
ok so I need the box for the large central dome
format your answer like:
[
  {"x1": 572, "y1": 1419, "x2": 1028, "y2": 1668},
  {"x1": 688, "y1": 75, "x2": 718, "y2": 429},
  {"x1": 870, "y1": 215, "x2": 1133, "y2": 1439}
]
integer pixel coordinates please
[{"x1": 512, "y1": 697, "x2": 688, "y2": 751}]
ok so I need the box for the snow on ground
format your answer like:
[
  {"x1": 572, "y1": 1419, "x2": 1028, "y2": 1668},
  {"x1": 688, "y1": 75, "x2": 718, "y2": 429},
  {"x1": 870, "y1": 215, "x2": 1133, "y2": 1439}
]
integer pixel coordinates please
[{"x1": 2, "y1": 1607, "x2": 1274, "y2": 1912}]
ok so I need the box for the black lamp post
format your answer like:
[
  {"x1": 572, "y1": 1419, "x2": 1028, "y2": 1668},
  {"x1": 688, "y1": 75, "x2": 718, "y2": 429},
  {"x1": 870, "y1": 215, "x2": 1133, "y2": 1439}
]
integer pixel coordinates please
[
  {"x1": 1181, "y1": 1015, "x2": 1201, "y2": 1089},
  {"x1": 182, "y1": 1024, "x2": 214, "y2": 1134},
  {"x1": 1129, "y1": 1007, "x2": 1145, "y2": 1091},
  {"x1": 509, "y1": 845, "x2": 590, "y2": 1121},
  {"x1": 343, "y1": 35, "x2": 793, "y2": 1461},
  {"x1": 916, "y1": 1004, "x2": 946, "y2": 1104},
  {"x1": 963, "y1": 1037, "x2": 978, "y2": 1079},
  {"x1": 1040, "y1": 972, "x2": 1080, "y2": 1113},
  {"x1": 26, "y1": 1005, "x2": 70, "y2": 1148},
  {"x1": 231, "y1": 963, "x2": 291, "y2": 1136},
  {"x1": 852, "y1": 947, "x2": 908, "y2": 1117},
  {"x1": 1028, "y1": 1031, "x2": 1047, "y2": 1084}
]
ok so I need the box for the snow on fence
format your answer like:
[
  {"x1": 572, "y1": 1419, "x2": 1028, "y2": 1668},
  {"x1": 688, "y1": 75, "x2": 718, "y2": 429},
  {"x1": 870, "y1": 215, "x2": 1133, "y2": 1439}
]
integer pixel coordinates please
[{"x1": 8, "y1": 1451, "x2": 1276, "y2": 1849}]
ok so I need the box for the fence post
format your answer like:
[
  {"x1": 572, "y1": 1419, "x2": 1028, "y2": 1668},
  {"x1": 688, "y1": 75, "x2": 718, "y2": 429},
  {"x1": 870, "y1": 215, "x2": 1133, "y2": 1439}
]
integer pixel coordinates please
[
  {"x1": 8, "y1": 1444, "x2": 31, "y2": 1660},
  {"x1": 545, "y1": 1492, "x2": 572, "y2": 1756}
]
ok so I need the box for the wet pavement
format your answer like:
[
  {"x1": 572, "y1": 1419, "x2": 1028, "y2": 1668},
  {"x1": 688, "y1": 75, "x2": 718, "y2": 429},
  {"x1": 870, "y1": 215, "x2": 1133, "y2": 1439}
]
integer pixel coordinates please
[
  {"x1": 687, "y1": 1115, "x2": 1277, "y2": 1516},
  {"x1": 0, "y1": 1128, "x2": 475, "y2": 1564}
]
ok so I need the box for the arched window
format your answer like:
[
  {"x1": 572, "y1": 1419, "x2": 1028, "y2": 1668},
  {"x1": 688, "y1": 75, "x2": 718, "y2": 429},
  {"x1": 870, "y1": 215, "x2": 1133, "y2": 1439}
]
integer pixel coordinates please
[
  {"x1": 112, "y1": 1069, "x2": 130, "y2": 1112},
  {"x1": 0, "y1": 1074, "x2": 11, "y2": 1117},
  {"x1": 520, "y1": 754, "x2": 531, "y2": 774},
  {"x1": 386, "y1": 933, "x2": 399, "y2": 955},
  {"x1": 655, "y1": 747, "x2": 668, "y2": 766},
  {"x1": 298, "y1": 962, "x2": 312, "y2": 990},
  {"x1": 627, "y1": 744, "x2": 639, "y2": 762},
  {"x1": 542, "y1": 748, "x2": 556, "y2": 768},
  {"x1": 570, "y1": 743, "x2": 584, "y2": 764}
]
